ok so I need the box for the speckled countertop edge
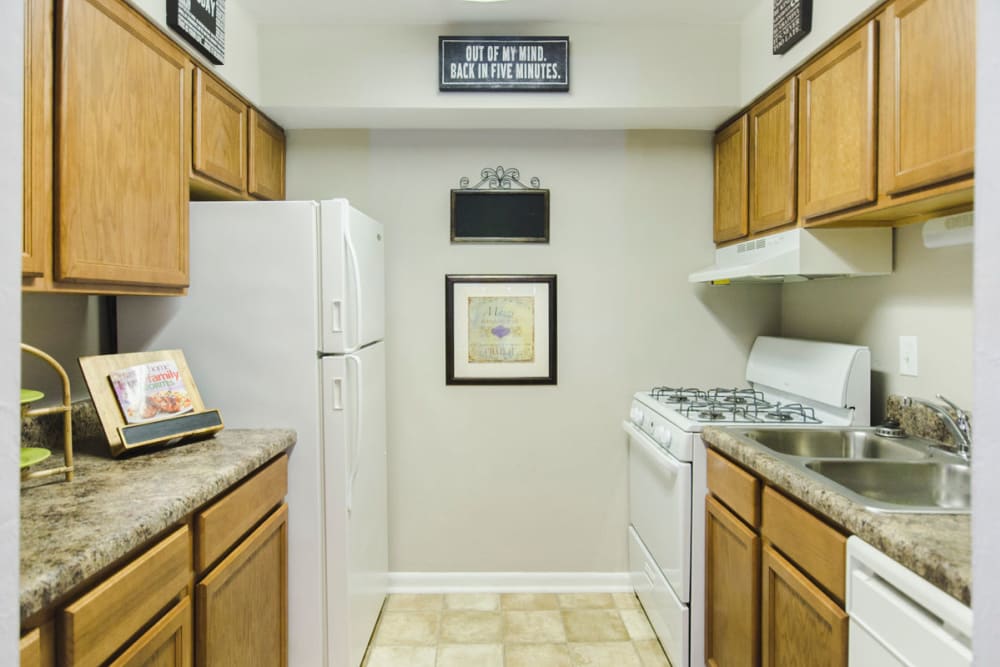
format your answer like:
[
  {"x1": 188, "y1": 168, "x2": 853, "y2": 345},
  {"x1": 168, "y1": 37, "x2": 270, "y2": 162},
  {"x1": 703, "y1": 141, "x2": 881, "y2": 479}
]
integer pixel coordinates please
[
  {"x1": 702, "y1": 426, "x2": 971, "y2": 606},
  {"x1": 20, "y1": 428, "x2": 296, "y2": 623}
]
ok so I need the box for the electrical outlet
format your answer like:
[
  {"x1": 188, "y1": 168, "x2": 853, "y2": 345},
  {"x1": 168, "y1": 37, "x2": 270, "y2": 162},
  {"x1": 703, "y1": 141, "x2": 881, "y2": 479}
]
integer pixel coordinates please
[{"x1": 900, "y1": 336, "x2": 918, "y2": 376}]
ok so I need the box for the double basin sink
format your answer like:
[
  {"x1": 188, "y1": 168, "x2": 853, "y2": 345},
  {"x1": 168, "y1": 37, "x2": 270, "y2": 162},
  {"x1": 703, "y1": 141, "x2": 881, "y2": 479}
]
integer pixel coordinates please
[{"x1": 729, "y1": 429, "x2": 970, "y2": 513}]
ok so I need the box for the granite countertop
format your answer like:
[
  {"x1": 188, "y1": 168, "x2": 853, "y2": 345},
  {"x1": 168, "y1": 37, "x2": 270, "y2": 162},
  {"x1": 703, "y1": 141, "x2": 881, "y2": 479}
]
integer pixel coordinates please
[
  {"x1": 20, "y1": 427, "x2": 296, "y2": 624},
  {"x1": 702, "y1": 426, "x2": 971, "y2": 606}
]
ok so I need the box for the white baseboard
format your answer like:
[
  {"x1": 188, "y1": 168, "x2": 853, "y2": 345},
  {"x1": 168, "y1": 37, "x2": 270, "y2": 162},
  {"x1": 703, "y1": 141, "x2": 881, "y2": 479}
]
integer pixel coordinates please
[{"x1": 387, "y1": 572, "x2": 632, "y2": 594}]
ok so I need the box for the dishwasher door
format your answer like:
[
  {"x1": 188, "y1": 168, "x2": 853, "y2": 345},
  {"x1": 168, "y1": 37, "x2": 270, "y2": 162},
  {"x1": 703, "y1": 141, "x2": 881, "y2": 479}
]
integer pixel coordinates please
[{"x1": 846, "y1": 537, "x2": 972, "y2": 667}]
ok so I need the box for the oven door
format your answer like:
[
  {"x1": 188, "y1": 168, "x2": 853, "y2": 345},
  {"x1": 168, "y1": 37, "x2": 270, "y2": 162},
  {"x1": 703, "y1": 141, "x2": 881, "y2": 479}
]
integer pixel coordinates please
[{"x1": 624, "y1": 421, "x2": 692, "y2": 604}]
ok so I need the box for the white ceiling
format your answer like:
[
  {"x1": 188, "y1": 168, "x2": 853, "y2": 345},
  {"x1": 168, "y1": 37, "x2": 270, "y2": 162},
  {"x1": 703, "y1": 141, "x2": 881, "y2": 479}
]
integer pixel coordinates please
[{"x1": 239, "y1": 0, "x2": 762, "y2": 26}]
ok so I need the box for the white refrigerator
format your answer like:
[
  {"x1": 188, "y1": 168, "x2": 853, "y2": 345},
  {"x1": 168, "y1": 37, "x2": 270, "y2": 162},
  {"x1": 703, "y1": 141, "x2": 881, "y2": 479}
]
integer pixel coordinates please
[{"x1": 117, "y1": 199, "x2": 387, "y2": 667}]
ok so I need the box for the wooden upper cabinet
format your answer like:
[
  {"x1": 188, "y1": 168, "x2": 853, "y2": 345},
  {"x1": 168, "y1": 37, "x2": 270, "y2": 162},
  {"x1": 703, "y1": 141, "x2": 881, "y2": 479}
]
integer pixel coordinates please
[
  {"x1": 714, "y1": 115, "x2": 749, "y2": 244},
  {"x1": 798, "y1": 20, "x2": 878, "y2": 221},
  {"x1": 193, "y1": 68, "x2": 248, "y2": 195},
  {"x1": 248, "y1": 109, "x2": 286, "y2": 201},
  {"x1": 705, "y1": 495, "x2": 760, "y2": 667},
  {"x1": 57, "y1": 0, "x2": 190, "y2": 288},
  {"x1": 761, "y1": 544, "x2": 848, "y2": 667},
  {"x1": 882, "y1": 0, "x2": 975, "y2": 195},
  {"x1": 23, "y1": 0, "x2": 53, "y2": 279},
  {"x1": 749, "y1": 78, "x2": 797, "y2": 234}
]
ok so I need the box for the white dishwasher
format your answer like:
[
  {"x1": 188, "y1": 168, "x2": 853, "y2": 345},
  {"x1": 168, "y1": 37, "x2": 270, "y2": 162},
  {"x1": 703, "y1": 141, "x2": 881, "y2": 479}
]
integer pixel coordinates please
[{"x1": 846, "y1": 537, "x2": 972, "y2": 666}]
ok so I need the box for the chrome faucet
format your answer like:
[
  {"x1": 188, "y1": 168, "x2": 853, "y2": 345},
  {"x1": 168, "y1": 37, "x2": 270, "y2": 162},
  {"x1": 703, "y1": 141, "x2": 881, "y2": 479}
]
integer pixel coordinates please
[{"x1": 901, "y1": 395, "x2": 972, "y2": 461}]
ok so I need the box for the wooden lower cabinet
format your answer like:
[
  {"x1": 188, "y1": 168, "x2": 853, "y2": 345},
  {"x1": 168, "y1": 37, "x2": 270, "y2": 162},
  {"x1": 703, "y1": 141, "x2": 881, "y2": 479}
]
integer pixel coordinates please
[
  {"x1": 196, "y1": 504, "x2": 288, "y2": 667},
  {"x1": 706, "y1": 448, "x2": 848, "y2": 667},
  {"x1": 62, "y1": 527, "x2": 191, "y2": 667},
  {"x1": 109, "y1": 597, "x2": 192, "y2": 667},
  {"x1": 761, "y1": 545, "x2": 848, "y2": 667},
  {"x1": 705, "y1": 495, "x2": 760, "y2": 667},
  {"x1": 21, "y1": 456, "x2": 289, "y2": 667}
]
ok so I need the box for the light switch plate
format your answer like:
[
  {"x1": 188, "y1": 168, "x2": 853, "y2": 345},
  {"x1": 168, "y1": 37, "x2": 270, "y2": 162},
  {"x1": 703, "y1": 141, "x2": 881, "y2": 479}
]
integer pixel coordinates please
[{"x1": 899, "y1": 336, "x2": 918, "y2": 376}]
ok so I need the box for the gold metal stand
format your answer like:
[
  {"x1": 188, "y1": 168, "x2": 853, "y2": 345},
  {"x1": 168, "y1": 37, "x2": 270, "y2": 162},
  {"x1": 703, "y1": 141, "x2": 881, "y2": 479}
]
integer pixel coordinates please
[{"x1": 21, "y1": 343, "x2": 74, "y2": 482}]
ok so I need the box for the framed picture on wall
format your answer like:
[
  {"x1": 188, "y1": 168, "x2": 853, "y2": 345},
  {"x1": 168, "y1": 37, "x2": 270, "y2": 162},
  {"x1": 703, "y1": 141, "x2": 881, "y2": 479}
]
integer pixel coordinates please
[{"x1": 445, "y1": 275, "x2": 557, "y2": 385}]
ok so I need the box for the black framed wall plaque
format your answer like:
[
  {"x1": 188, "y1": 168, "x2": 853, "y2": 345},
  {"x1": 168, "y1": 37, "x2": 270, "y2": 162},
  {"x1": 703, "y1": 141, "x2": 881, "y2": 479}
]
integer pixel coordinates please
[
  {"x1": 167, "y1": 0, "x2": 226, "y2": 65},
  {"x1": 772, "y1": 0, "x2": 813, "y2": 55},
  {"x1": 439, "y1": 36, "x2": 569, "y2": 92},
  {"x1": 451, "y1": 166, "x2": 549, "y2": 243}
]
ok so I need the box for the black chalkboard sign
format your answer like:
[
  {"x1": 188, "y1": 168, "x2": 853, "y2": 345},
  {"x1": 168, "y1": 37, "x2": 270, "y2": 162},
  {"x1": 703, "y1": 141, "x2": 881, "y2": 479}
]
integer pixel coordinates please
[
  {"x1": 440, "y1": 36, "x2": 569, "y2": 92},
  {"x1": 167, "y1": 0, "x2": 225, "y2": 65},
  {"x1": 772, "y1": 0, "x2": 812, "y2": 55},
  {"x1": 451, "y1": 190, "x2": 550, "y2": 243}
]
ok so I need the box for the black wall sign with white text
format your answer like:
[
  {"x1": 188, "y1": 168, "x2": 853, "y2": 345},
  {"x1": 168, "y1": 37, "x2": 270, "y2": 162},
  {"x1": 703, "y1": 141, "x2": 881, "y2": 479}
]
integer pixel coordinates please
[
  {"x1": 439, "y1": 36, "x2": 570, "y2": 92},
  {"x1": 772, "y1": 0, "x2": 812, "y2": 55},
  {"x1": 167, "y1": 0, "x2": 225, "y2": 65}
]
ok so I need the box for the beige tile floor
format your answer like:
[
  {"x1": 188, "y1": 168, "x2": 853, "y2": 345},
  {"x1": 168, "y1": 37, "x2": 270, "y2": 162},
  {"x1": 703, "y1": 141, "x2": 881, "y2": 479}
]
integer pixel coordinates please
[{"x1": 361, "y1": 592, "x2": 673, "y2": 667}]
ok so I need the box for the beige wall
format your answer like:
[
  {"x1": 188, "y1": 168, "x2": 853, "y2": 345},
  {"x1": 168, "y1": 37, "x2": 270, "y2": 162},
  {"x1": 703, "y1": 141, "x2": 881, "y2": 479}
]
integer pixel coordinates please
[
  {"x1": 286, "y1": 129, "x2": 780, "y2": 572},
  {"x1": 257, "y1": 22, "x2": 741, "y2": 129},
  {"x1": 21, "y1": 294, "x2": 108, "y2": 405},
  {"x1": 781, "y1": 224, "x2": 973, "y2": 422}
]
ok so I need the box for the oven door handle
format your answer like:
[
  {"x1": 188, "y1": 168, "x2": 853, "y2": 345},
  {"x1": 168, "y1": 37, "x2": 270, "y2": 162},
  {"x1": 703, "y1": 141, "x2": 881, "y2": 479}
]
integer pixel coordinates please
[{"x1": 623, "y1": 421, "x2": 685, "y2": 476}]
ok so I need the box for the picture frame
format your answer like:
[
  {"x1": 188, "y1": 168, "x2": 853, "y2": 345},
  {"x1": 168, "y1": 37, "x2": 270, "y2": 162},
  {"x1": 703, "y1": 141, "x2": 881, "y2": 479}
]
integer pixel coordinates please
[{"x1": 446, "y1": 275, "x2": 557, "y2": 385}]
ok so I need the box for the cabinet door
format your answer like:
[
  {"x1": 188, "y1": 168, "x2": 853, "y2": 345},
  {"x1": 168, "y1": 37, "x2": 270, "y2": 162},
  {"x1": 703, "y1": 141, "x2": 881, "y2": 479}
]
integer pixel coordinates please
[
  {"x1": 749, "y1": 79, "x2": 797, "y2": 234},
  {"x1": 109, "y1": 597, "x2": 192, "y2": 667},
  {"x1": 57, "y1": 0, "x2": 190, "y2": 287},
  {"x1": 248, "y1": 109, "x2": 286, "y2": 201},
  {"x1": 193, "y1": 69, "x2": 247, "y2": 195},
  {"x1": 882, "y1": 0, "x2": 975, "y2": 194},
  {"x1": 714, "y1": 115, "x2": 749, "y2": 244},
  {"x1": 761, "y1": 544, "x2": 847, "y2": 667},
  {"x1": 62, "y1": 526, "x2": 191, "y2": 667},
  {"x1": 705, "y1": 495, "x2": 760, "y2": 667},
  {"x1": 798, "y1": 21, "x2": 877, "y2": 220},
  {"x1": 23, "y1": 0, "x2": 53, "y2": 278},
  {"x1": 196, "y1": 504, "x2": 288, "y2": 667}
]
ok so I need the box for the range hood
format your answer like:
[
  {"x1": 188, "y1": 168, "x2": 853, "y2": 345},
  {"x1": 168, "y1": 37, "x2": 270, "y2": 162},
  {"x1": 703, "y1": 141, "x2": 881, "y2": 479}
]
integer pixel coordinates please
[{"x1": 688, "y1": 228, "x2": 893, "y2": 284}]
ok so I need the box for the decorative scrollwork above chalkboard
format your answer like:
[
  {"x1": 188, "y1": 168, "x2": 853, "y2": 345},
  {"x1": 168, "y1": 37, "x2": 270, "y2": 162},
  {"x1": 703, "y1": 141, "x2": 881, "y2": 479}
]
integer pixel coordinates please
[
  {"x1": 452, "y1": 165, "x2": 549, "y2": 243},
  {"x1": 459, "y1": 166, "x2": 542, "y2": 190}
]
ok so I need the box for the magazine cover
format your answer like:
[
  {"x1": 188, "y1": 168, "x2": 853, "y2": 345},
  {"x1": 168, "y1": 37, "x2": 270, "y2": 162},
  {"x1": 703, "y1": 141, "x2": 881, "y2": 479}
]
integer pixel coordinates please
[{"x1": 109, "y1": 360, "x2": 194, "y2": 424}]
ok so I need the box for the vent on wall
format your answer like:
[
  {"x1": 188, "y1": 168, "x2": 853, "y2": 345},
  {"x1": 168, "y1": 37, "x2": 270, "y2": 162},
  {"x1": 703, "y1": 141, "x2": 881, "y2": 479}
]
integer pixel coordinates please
[{"x1": 736, "y1": 238, "x2": 769, "y2": 254}]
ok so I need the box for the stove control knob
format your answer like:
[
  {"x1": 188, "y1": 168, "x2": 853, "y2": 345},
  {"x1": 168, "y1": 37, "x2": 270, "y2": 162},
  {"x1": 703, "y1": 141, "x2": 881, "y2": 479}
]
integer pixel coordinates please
[
  {"x1": 653, "y1": 425, "x2": 671, "y2": 445},
  {"x1": 630, "y1": 406, "x2": 644, "y2": 424}
]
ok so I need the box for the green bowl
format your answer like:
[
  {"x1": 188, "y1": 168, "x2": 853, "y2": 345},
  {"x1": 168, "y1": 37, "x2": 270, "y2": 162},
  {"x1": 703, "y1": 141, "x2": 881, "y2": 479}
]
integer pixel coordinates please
[{"x1": 20, "y1": 447, "x2": 51, "y2": 469}]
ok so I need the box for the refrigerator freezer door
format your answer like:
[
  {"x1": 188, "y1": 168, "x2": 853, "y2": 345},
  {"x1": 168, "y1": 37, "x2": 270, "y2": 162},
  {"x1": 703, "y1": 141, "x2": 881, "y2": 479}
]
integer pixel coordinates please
[
  {"x1": 320, "y1": 199, "x2": 385, "y2": 354},
  {"x1": 322, "y1": 342, "x2": 388, "y2": 667}
]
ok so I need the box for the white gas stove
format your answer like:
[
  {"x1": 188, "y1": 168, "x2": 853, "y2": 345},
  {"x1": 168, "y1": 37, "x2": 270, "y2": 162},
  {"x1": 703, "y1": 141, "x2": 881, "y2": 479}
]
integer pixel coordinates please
[{"x1": 623, "y1": 336, "x2": 871, "y2": 667}]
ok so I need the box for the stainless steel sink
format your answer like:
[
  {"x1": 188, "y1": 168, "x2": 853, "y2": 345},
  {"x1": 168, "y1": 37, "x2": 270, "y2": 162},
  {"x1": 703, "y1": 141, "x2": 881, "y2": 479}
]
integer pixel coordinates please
[
  {"x1": 739, "y1": 429, "x2": 928, "y2": 460},
  {"x1": 804, "y1": 460, "x2": 971, "y2": 513},
  {"x1": 727, "y1": 427, "x2": 970, "y2": 513}
]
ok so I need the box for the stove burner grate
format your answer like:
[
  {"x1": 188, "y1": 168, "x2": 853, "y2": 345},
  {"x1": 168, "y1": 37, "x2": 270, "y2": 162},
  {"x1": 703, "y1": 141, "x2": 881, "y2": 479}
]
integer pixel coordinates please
[
  {"x1": 761, "y1": 402, "x2": 821, "y2": 424},
  {"x1": 650, "y1": 386, "x2": 707, "y2": 404}
]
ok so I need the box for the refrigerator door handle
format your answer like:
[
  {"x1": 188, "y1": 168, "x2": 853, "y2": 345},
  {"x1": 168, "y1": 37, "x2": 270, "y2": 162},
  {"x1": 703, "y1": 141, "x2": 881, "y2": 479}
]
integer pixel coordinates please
[
  {"x1": 330, "y1": 300, "x2": 344, "y2": 333},
  {"x1": 332, "y1": 377, "x2": 344, "y2": 410},
  {"x1": 344, "y1": 228, "x2": 363, "y2": 352},
  {"x1": 346, "y1": 354, "x2": 363, "y2": 514}
]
